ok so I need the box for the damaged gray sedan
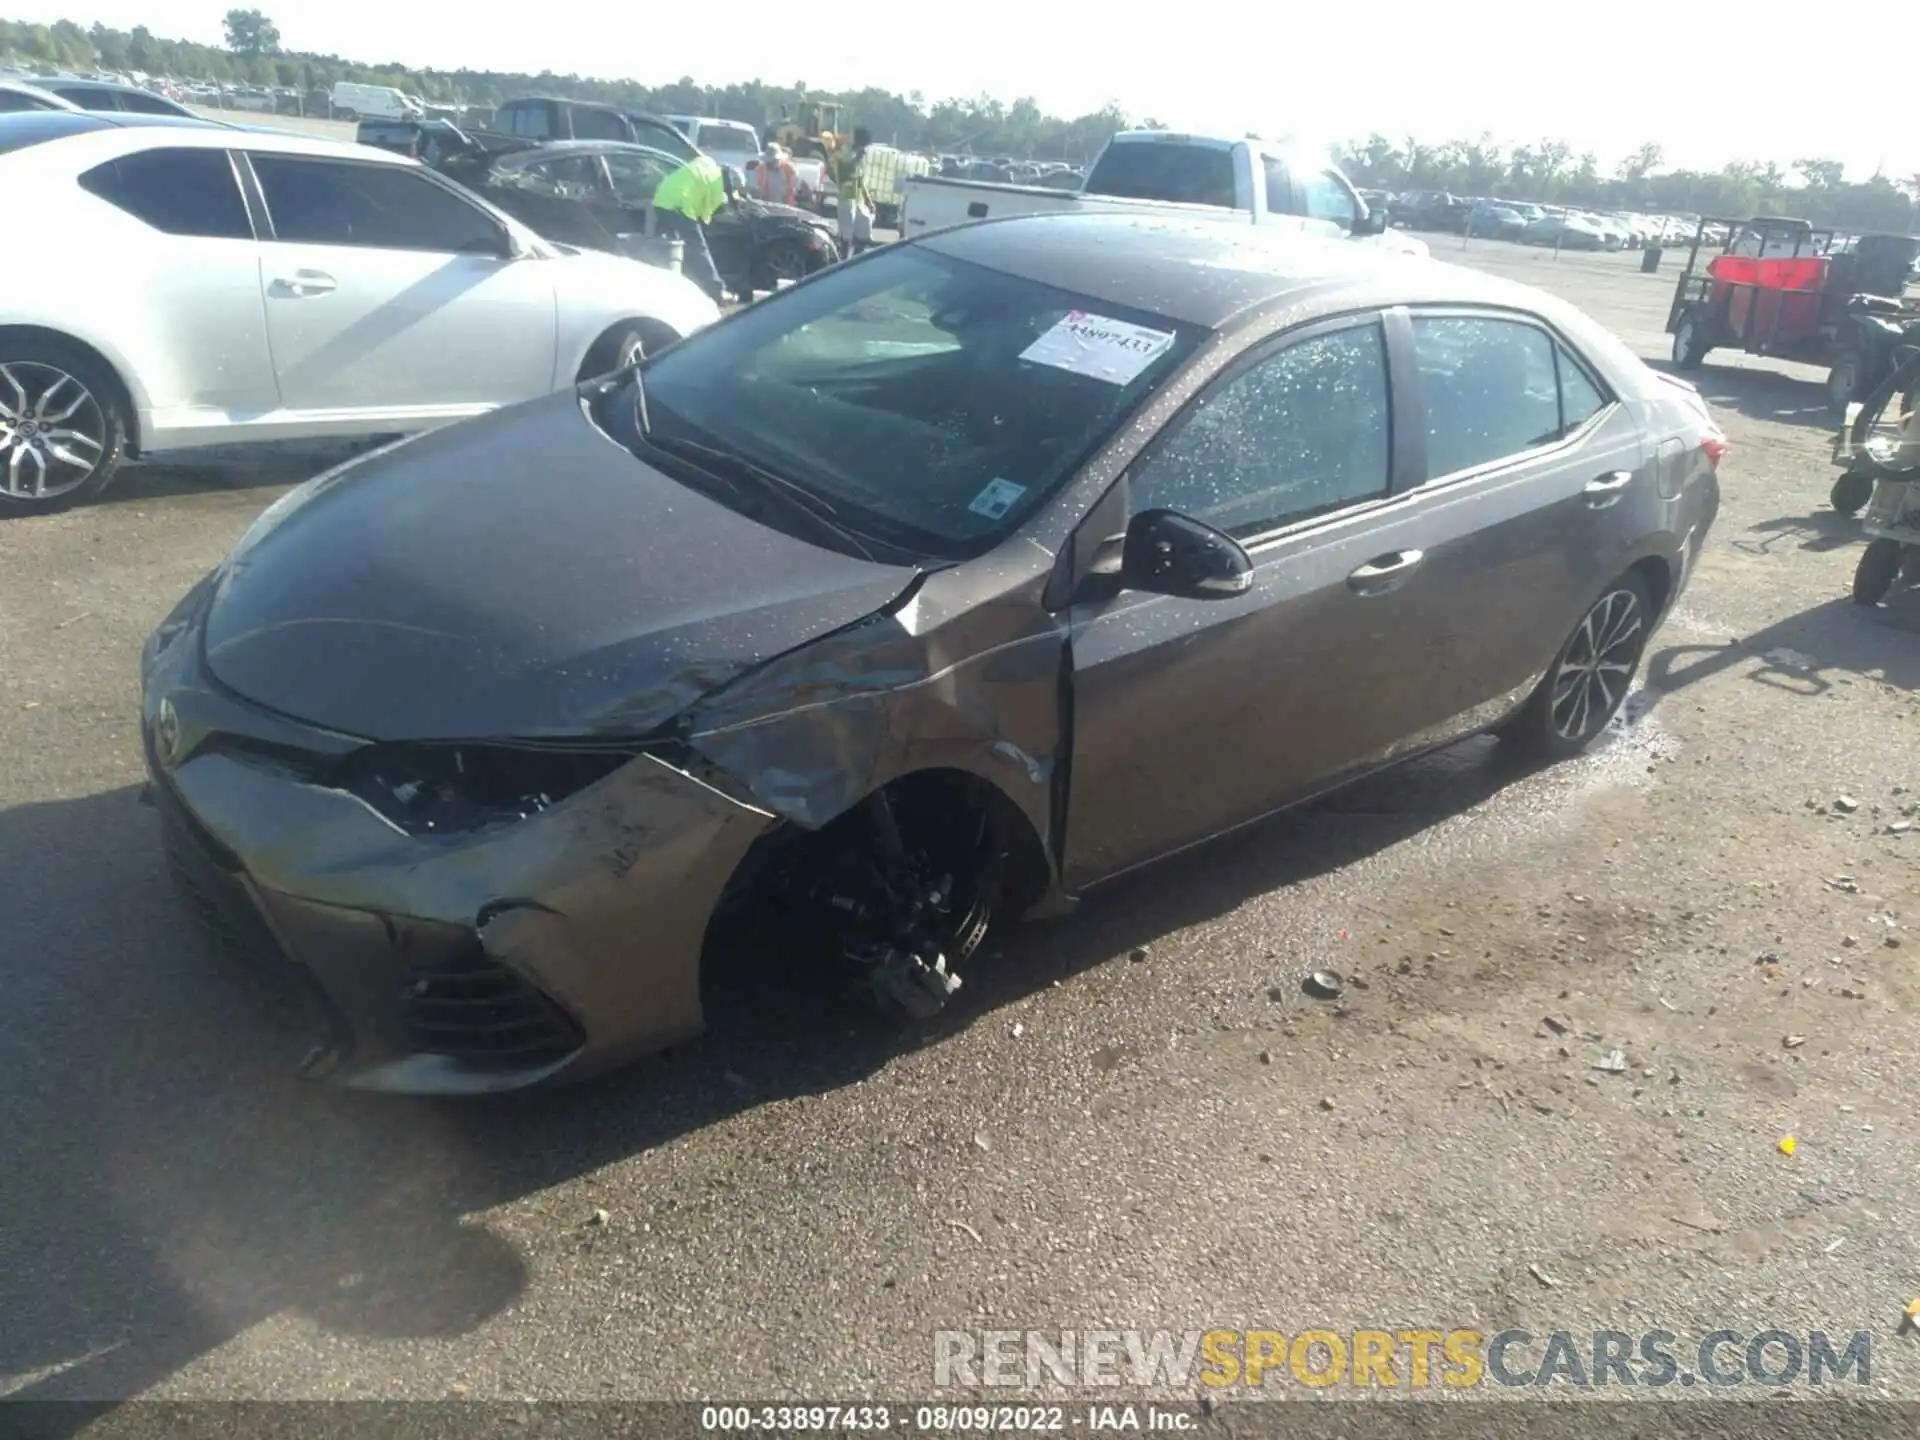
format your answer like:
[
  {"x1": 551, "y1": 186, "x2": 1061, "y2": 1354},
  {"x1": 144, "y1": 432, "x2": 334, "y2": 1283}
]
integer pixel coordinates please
[{"x1": 141, "y1": 212, "x2": 1723, "y2": 1093}]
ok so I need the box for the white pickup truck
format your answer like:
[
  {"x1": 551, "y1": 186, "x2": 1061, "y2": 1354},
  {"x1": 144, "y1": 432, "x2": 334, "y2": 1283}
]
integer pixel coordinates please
[{"x1": 901, "y1": 131, "x2": 1427, "y2": 256}]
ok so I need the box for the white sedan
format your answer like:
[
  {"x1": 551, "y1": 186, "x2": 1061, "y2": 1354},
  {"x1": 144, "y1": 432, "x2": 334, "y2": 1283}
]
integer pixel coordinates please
[{"x1": 0, "y1": 111, "x2": 720, "y2": 514}]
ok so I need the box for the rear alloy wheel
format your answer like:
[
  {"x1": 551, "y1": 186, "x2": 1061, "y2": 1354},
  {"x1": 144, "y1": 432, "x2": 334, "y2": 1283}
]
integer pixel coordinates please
[
  {"x1": 1502, "y1": 572, "x2": 1653, "y2": 759},
  {"x1": 0, "y1": 350, "x2": 126, "y2": 517}
]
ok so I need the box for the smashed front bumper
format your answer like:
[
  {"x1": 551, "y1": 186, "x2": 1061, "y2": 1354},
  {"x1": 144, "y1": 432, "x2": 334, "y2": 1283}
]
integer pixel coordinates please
[{"x1": 141, "y1": 632, "x2": 775, "y2": 1094}]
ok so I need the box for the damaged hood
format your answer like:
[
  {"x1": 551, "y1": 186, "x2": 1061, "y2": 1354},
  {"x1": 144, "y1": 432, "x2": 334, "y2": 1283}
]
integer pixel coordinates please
[{"x1": 201, "y1": 393, "x2": 919, "y2": 741}]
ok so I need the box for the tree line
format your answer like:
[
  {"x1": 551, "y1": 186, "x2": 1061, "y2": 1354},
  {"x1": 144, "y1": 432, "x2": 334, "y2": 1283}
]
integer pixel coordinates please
[
  {"x1": 3, "y1": 11, "x2": 1915, "y2": 230},
  {"x1": 1343, "y1": 135, "x2": 1915, "y2": 233}
]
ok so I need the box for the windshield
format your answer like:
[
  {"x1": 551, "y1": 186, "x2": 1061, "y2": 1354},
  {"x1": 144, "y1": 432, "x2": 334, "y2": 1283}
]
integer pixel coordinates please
[{"x1": 636, "y1": 246, "x2": 1201, "y2": 559}]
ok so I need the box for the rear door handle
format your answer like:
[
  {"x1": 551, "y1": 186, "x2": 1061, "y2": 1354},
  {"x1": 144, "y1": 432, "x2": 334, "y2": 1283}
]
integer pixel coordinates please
[
  {"x1": 271, "y1": 270, "x2": 337, "y2": 297},
  {"x1": 1347, "y1": 549, "x2": 1424, "y2": 595},
  {"x1": 1583, "y1": 470, "x2": 1634, "y2": 508}
]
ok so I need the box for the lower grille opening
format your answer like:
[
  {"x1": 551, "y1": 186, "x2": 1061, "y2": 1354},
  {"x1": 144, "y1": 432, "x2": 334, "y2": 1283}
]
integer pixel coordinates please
[{"x1": 398, "y1": 950, "x2": 583, "y2": 1069}]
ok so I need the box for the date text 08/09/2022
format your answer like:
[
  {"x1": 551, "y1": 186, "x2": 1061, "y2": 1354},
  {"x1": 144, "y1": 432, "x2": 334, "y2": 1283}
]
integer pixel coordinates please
[{"x1": 699, "y1": 1405, "x2": 1194, "y2": 1433}]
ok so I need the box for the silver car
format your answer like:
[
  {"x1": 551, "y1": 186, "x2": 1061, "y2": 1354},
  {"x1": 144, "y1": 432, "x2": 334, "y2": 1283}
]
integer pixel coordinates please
[{"x1": 141, "y1": 213, "x2": 1724, "y2": 1093}]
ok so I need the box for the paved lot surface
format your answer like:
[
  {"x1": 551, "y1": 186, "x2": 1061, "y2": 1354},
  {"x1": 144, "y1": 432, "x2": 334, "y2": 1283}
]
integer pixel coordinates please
[
  {"x1": 187, "y1": 106, "x2": 357, "y2": 141},
  {"x1": 3, "y1": 238, "x2": 1919, "y2": 1417}
]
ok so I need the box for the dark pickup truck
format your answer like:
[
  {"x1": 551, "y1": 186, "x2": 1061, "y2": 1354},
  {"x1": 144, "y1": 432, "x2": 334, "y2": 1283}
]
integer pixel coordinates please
[{"x1": 485, "y1": 97, "x2": 699, "y2": 157}]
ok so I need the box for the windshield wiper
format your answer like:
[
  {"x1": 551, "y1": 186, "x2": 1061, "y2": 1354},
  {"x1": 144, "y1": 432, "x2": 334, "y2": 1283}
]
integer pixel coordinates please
[{"x1": 645, "y1": 432, "x2": 879, "y2": 562}]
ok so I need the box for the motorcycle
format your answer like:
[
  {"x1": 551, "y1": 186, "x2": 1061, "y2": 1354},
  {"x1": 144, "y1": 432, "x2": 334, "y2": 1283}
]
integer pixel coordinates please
[{"x1": 1831, "y1": 344, "x2": 1920, "y2": 605}]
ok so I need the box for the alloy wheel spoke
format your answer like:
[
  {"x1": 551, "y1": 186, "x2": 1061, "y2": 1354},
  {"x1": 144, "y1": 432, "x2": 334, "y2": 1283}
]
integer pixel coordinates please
[
  {"x1": 8, "y1": 441, "x2": 46, "y2": 498},
  {"x1": 1597, "y1": 600, "x2": 1642, "y2": 656},
  {"x1": 43, "y1": 426, "x2": 102, "y2": 456},
  {"x1": 1565, "y1": 677, "x2": 1591, "y2": 737},
  {"x1": 43, "y1": 441, "x2": 95, "y2": 471},
  {"x1": 0, "y1": 366, "x2": 25, "y2": 422},
  {"x1": 33, "y1": 375, "x2": 87, "y2": 424},
  {"x1": 1590, "y1": 668, "x2": 1619, "y2": 714}
]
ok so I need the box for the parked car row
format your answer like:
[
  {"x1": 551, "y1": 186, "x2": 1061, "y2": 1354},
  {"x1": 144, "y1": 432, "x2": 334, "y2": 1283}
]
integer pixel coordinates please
[
  {"x1": 0, "y1": 72, "x2": 197, "y2": 117},
  {"x1": 1388, "y1": 189, "x2": 1701, "y2": 252},
  {"x1": 0, "y1": 110, "x2": 719, "y2": 515}
]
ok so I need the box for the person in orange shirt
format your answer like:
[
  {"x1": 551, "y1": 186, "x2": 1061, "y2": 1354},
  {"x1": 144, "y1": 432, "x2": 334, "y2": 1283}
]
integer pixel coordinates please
[{"x1": 754, "y1": 142, "x2": 798, "y2": 207}]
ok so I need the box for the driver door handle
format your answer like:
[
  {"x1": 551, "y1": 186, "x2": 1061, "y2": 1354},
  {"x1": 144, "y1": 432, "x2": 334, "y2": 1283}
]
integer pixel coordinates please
[
  {"x1": 1583, "y1": 470, "x2": 1634, "y2": 508},
  {"x1": 270, "y1": 269, "x2": 337, "y2": 298},
  {"x1": 1347, "y1": 549, "x2": 1424, "y2": 596}
]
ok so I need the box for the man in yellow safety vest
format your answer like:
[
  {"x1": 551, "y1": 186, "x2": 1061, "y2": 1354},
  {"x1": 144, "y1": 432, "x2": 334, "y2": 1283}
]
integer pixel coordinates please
[{"x1": 651, "y1": 152, "x2": 729, "y2": 304}]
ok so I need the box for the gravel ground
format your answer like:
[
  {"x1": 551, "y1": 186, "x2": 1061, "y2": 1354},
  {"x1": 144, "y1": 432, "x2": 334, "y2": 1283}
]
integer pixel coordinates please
[{"x1": 2, "y1": 238, "x2": 1918, "y2": 1421}]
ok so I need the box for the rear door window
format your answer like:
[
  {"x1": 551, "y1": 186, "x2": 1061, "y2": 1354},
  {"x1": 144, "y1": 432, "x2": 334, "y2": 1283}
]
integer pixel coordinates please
[
  {"x1": 1411, "y1": 316, "x2": 1562, "y2": 478},
  {"x1": 113, "y1": 90, "x2": 187, "y2": 116},
  {"x1": 79, "y1": 147, "x2": 252, "y2": 239},
  {"x1": 603, "y1": 150, "x2": 678, "y2": 206},
  {"x1": 252, "y1": 155, "x2": 505, "y2": 254},
  {"x1": 1087, "y1": 141, "x2": 1235, "y2": 208},
  {"x1": 507, "y1": 102, "x2": 549, "y2": 138},
  {"x1": 627, "y1": 116, "x2": 698, "y2": 161},
  {"x1": 568, "y1": 107, "x2": 629, "y2": 142}
]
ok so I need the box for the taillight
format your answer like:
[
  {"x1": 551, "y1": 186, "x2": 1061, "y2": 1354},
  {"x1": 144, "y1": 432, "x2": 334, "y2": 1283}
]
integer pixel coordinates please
[{"x1": 1700, "y1": 432, "x2": 1729, "y2": 469}]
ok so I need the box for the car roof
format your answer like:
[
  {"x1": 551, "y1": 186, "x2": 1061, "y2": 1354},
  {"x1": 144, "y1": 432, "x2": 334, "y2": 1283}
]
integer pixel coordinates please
[
  {"x1": 39, "y1": 77, "x2": 155, "y2": 96},
  {"x1": 0, "y1": 109, "x2": 112, "y2": 151},
  {"x1": 918, "y1": 211, "x2": 1587, "y2": 334},
  {"x1": 0, "y1": 78, "x2": 79, "y2": 105},
  {"x1": 0, "y1": 109, "x2": 415, "y2": 164}
]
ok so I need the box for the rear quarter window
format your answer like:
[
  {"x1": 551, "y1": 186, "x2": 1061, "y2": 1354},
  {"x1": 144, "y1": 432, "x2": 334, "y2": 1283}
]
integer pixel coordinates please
[
  {"x1": 79, "y1": 147, "x2": 252, "y2": 239},
  {"x1": 1087, "y1": 142, "x2": 1235, "y2": 209}
]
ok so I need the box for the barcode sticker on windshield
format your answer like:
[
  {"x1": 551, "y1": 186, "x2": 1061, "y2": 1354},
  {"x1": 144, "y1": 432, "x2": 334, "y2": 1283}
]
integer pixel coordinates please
[
  {"x1": 1019, "y1": 311, "x2": 1176, "y2": 386},
  {"x1": 968, "y1": 477, "x2": 1027, "y2": 520}
]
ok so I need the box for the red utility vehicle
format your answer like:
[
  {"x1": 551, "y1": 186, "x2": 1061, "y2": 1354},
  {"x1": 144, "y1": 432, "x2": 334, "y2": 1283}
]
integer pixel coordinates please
[{"x1": 1666, "y1": 215, "x2": 1920, "y2": 412}]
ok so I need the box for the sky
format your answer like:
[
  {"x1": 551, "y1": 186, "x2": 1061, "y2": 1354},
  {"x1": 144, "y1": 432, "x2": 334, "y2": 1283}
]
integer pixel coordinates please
[{"x1": 19, "y1": 0, "x2": 1916, "y2": 181}]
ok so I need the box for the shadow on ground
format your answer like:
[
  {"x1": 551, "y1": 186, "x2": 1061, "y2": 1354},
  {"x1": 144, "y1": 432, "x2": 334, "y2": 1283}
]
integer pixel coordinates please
[
  {"x1": 1648, "y1": 591, "x2": 1920, "y2": 701},
  {"x1": 97, "y1": 441, "x2": 377, "y2": 508},
  {"x1": 1734, "y1": 509, "x2": 1860, "y2": 557},
  {"x1": 0, "y1": 726, "x2": 1574, "y2": 1418},
  {"x1": 1646, "y1": 358, "x2": 1834, "y2": 432}
]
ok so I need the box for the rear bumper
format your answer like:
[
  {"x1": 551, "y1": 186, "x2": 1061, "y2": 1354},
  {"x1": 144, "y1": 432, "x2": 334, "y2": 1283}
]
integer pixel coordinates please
[{"x1": 141, "y1": 676, "x2": 774, "y2": 1094}]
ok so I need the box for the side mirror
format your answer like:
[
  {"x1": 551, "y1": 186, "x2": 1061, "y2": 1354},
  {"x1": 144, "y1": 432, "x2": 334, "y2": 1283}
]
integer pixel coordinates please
[
  {"x1": 1357, "y1": 206, "x2": 1389, "y2": 235},
  {"x1": 1120, "y1": 509, "x2": 1253, "y2": 600}
]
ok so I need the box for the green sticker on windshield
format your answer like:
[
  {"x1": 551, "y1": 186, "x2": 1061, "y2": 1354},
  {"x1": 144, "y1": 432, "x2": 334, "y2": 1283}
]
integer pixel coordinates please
[{"x1": 968, "y1": 478, "x2": 1027, "y2": 520}]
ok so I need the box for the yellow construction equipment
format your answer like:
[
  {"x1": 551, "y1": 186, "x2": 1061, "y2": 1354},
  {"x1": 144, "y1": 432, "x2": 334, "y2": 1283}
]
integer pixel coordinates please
[{"x1": 775, "y1": 97, "x2": 843, "y2": 163}]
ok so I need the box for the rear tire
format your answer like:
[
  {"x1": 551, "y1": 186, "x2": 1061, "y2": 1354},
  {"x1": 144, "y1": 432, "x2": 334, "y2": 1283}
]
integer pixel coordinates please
[
  {"x1": 1831, "y1": 470, "x2": 1874, "y2": 516},
  {"x1": 0, "y1": 338, "x2": 128, "y2": 517},
  {"x1": 1671, "y1": 312, "x2": 1710, "y2": 371},
  {"x1": 1852, "y1": 538, "x2": 1904, "y2": 606},
  {"x1": 576, "y1": 325, "x2": 657, "y2": 383},
  {"x1": 1500, "y1": 571, "x2": 1654, "y2": 760},
  {"x1": 1826, "y1": 353, "x2": 1866, "y2": 416}
]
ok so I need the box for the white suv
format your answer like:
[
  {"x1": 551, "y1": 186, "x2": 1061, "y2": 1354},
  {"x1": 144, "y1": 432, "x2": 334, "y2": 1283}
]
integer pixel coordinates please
[{"x1": 0, "y1": 112, "x2": 719, "y2": 514}]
